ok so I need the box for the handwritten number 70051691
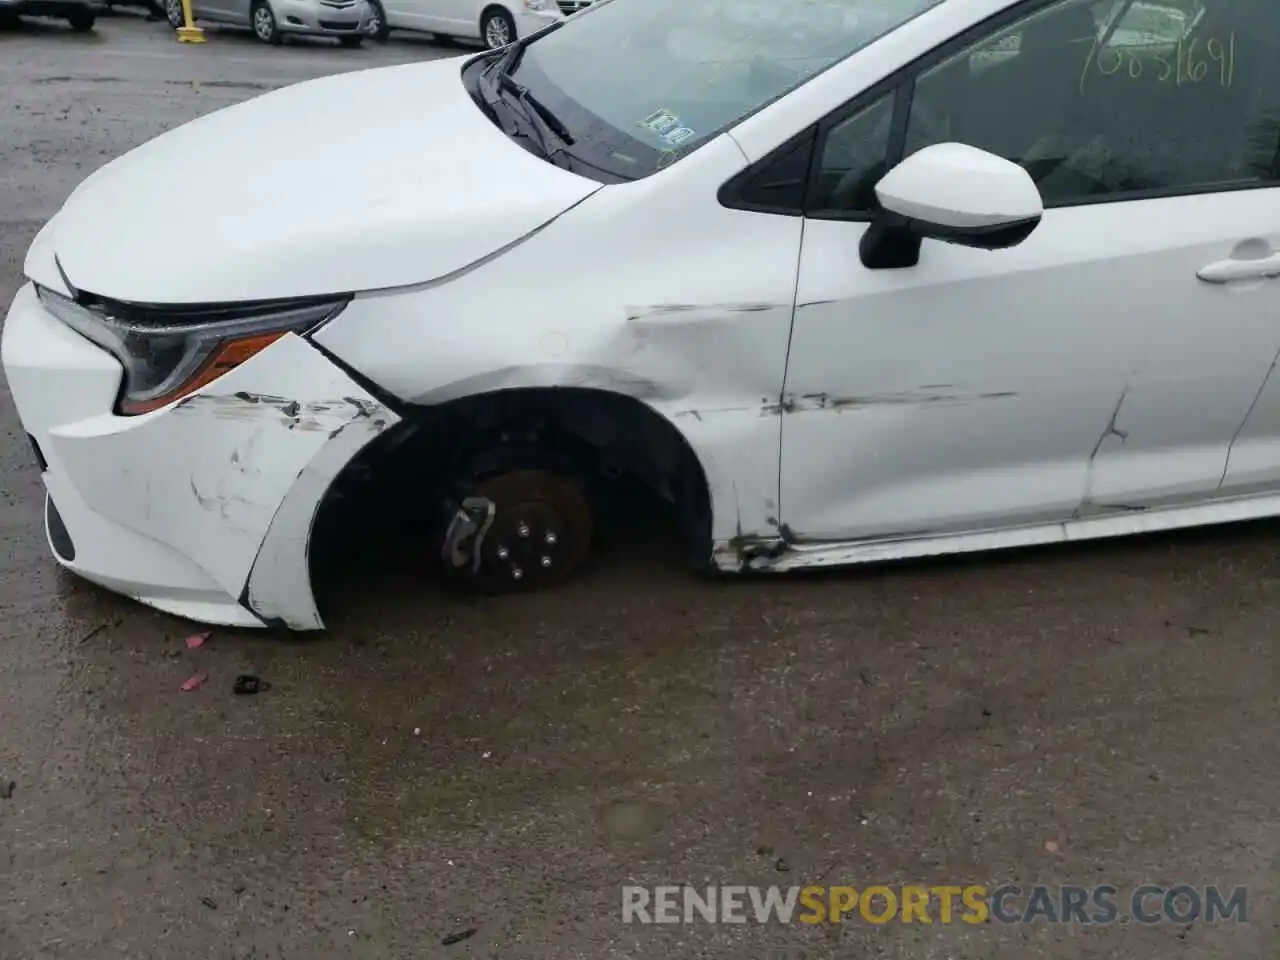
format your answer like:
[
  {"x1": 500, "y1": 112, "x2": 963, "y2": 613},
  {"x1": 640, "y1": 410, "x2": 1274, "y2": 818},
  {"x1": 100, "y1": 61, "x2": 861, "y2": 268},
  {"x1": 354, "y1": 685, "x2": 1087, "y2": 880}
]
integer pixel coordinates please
[{"x1": 1072, "y1": 31, "x2": 1235, "y2": 94}]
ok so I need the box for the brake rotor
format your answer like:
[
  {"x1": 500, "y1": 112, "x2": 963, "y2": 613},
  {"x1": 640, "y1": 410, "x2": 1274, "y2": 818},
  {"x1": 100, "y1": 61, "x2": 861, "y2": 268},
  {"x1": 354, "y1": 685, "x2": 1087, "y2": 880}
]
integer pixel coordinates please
[{"x1": 463, "y1": 470, "x2": 593, "y2": 592}]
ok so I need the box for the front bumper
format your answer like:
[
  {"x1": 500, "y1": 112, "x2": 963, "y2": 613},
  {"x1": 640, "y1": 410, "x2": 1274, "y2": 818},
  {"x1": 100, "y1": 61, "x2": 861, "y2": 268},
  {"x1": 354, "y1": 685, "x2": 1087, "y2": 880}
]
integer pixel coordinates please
[
  {"x1": 275, "y1": 0, "x2": 367, "y2": 34},
  {"x1": 1, "y1": 282, "x2": 400, "y2": 630}
]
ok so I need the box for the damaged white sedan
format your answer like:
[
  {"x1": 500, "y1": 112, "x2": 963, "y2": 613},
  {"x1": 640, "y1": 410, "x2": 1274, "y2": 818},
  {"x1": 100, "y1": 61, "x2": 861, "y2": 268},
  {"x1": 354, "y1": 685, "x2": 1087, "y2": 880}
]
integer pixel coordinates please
[{"x1": 7, "y1": 0, "x2": 1280, "y2": 629}]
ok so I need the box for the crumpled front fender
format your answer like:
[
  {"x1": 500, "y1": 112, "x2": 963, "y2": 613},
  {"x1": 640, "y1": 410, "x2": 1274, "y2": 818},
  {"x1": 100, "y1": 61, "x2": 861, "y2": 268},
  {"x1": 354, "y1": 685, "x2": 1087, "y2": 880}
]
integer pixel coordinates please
[{"x1": 49, "y1": 333, "x2": 401, "y2": 629}]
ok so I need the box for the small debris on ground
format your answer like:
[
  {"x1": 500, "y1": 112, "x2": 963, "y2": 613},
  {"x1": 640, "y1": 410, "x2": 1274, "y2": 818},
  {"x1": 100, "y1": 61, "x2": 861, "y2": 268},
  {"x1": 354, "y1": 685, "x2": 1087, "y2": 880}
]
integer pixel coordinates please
[
  {"x1": 233, "y1": 675, "x2": 270, "y2": 695},
  {"x1": 185, "y1": 632, "x2": 210, "y2": 649},
  {"x1": 774, "y1": 858, "x2": 791, "y2": 872},
  {"x1": 180, "y1": 673, "x2": 208, "y2": 692},
  {"x1": 1044, "y1": 840, "x2": 1060, "y2": 854},
  {"x1": 441, "y1": 928, "x2": 477, "y2": 946},
  {"x1": 78, "y1": 616, "x2": 123, "y2": 645},
  {"x1": 200, "y1": 896, "x2": 217, "y2": 910},
  {"x1": 0, "y1": 777, "x2": 14, "y2": 799}
]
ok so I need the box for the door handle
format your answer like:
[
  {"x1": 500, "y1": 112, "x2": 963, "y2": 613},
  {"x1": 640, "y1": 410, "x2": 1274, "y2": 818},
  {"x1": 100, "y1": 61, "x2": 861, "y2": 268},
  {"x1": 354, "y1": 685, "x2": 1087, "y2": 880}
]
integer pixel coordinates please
[{"x1": 1198, "y1": 253, "x2": 1280, "y2": 284}]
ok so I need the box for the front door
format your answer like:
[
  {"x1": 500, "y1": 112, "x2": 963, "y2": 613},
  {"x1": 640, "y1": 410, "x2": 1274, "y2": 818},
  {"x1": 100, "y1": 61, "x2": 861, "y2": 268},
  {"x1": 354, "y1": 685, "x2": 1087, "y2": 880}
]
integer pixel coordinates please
[{"x1": 779, "y1": 0, "x2": 1280, "y2": 543}]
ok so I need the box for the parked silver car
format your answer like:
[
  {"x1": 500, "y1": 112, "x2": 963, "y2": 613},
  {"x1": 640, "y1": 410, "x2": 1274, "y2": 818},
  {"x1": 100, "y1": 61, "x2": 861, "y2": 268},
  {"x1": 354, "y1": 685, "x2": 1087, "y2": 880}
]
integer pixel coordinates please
[{"x1": 165, "y1": 0, "x2": 369, "y2": 44}]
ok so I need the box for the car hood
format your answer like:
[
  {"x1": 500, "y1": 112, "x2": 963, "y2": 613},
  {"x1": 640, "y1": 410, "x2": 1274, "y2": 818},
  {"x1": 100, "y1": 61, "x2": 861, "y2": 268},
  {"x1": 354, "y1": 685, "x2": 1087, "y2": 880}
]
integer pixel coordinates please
[{"x1": 32, "y1": 58, "x2": 600, "y2": 305}]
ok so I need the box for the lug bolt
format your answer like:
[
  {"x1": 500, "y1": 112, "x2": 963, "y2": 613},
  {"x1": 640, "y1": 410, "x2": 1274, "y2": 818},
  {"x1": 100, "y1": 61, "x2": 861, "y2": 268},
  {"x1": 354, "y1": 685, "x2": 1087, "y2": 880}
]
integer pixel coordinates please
[
  {"x1": 544, "y1": 531, "x2": 557, "y2": 545},
  {"x1": 495, "y1": 545, "x2": 510, "y2": 560},
  {"x1": 511, "y1": 566, "x2": 524, "y2": 580},
  {"x1": 517, "y1": 523, "x2": 530, "y2": 538},
  {"x1": 540, "y1": 556, "x2": 552, "y2": 568}
]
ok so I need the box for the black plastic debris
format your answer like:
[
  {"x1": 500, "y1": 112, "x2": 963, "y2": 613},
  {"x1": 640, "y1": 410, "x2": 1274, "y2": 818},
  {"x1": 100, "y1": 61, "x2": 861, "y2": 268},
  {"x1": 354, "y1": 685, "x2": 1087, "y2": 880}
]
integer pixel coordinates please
[
  {"x1": 233, "y1": 675, "x2": 271, "y2": 695},
  {"x1": 0, "y1": 778, "x2": 14, "y2": 799},
  {"x1": 441, "y1": 928, "x2": 477, "y2": 946}
]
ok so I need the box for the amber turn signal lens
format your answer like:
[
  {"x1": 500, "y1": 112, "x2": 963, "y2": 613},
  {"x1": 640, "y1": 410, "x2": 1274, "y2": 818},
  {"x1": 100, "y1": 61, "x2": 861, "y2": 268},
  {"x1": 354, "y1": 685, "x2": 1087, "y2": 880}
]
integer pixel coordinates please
[{"x1": 119, "y1": 331, "x2": 288, "y2": 415}]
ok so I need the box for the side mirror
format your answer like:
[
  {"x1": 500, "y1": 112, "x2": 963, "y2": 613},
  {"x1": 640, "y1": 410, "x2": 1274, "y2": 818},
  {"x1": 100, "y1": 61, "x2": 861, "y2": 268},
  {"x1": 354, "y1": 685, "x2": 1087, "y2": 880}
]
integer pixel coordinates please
[{"x1": 860, "y1": 143, "x2": 1043, "y2": 270}]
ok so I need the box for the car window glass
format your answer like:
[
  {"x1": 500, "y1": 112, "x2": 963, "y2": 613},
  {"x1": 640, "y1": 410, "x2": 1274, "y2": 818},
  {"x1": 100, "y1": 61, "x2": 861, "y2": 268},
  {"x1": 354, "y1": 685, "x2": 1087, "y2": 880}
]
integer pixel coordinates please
[
  {"x1": 903, "y1": 0, "x2": 1280, "y2": 206},
  {"x1": 512, "y1": 0, "x2": 946, "y2": 181},
  {"x1": 809, "y1": 93, "x2": 896, "y2": 213}
]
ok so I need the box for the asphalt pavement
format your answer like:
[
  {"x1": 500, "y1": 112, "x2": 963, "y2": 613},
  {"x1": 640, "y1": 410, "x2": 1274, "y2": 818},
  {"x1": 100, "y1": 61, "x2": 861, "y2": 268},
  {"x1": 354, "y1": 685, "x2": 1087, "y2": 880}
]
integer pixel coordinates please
[{"x1": 0, "y1": 14, "x2": 1277, "y2": 960}]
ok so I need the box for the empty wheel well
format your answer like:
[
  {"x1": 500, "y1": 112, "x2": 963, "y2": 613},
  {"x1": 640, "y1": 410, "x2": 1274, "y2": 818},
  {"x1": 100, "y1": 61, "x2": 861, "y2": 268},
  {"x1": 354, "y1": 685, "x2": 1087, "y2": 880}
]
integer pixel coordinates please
[{"x1": 311, "y1": 387, "x2": 714, "y2": 582}]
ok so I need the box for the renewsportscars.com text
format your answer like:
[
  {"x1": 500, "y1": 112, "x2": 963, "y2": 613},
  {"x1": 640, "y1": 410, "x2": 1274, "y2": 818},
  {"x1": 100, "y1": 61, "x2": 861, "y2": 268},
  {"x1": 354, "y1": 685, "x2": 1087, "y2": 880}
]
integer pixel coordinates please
[{"x1": 622, "y1": 884, "x2": 1248, "y2": 925}]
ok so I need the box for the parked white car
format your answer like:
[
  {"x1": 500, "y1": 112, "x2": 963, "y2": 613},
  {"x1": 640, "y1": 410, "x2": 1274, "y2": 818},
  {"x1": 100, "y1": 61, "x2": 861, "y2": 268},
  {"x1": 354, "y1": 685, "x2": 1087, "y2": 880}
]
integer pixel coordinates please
[
  {"x1": 6, "y1": 0, "x2": 1280, "y2": 631},
  {"x1": 366, "y1": 0, "x2": 577, "y2": 47}
]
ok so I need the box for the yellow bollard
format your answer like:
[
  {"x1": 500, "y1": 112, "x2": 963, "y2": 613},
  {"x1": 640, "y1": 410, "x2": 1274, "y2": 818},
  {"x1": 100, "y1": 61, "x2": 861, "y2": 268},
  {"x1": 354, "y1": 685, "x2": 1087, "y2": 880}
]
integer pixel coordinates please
[{"x1": 176, "y1": 0, "x2": 206, "y2": 42}]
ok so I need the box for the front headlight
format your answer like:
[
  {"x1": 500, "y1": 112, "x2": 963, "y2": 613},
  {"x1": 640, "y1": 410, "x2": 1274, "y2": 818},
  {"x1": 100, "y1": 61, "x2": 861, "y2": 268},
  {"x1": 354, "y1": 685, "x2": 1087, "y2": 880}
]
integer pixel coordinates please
[
  {"x1": 523, "y1": 0, "x2": 552, "y2": 11},
  {"x1": 35, "y1": 287, "x2": 346, "y2": 416}
]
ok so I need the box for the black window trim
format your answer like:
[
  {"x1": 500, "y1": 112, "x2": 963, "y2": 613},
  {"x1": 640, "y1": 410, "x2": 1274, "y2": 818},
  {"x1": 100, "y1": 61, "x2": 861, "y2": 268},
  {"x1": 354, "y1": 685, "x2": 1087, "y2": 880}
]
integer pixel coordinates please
[
  {"x1": 802, "y1": 79, "x2": 913, "y2": 223},
  {"x1": 721, "y1": 0, "x2": 1280, "y2": 220},
  {"x1": 717, "y1": 126, "x2": 817, "y2": 216}
]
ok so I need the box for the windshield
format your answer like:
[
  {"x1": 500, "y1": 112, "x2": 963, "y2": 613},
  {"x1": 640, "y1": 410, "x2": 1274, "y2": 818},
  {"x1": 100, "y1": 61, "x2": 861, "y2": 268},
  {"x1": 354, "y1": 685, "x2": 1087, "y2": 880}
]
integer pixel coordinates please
[{"x1": 507, "y1": 0, "x2": 946, "y2": 180}]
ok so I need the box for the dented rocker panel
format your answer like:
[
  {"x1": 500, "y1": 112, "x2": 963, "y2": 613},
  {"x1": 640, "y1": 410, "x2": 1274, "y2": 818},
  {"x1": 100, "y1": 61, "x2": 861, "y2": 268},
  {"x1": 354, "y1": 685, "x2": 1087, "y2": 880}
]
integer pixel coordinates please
[{"x1": 713, "y1": 490, "x2": 1280, "y2": 574}]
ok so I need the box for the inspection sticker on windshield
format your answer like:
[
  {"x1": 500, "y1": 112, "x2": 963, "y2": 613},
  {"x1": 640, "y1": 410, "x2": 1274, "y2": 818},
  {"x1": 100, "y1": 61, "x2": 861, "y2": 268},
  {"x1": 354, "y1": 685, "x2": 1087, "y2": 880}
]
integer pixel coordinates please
[
  {"x1": 661, "y1": 126, "x2": 695, "y2": 145},
  {"x1": 641, "y1": 109, "x2": 681, "y2": 135}
]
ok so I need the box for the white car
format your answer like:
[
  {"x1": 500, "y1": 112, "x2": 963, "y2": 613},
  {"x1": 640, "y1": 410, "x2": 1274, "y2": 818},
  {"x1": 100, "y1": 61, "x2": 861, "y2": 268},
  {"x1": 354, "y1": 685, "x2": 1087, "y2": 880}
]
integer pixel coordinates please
[
  {"x1": 366, "y1": 0, "x2": 575, "y2": 47},
  {"x1": 6, "y1": 0, "x2": 1280, "y2": 631}
]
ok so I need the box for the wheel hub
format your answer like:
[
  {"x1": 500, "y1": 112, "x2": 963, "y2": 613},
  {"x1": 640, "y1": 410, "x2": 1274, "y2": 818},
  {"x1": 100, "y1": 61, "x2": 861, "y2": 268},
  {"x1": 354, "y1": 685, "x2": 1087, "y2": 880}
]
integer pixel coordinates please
[
  {"x1": 480, "y1": 500, "x2": 565, "y2": 586},
  {"x1": 485, "y1": 18, "x2": 508, "y2": 46},
  {"x1": 439, "y1": 469, "x2": 591, "y2": 593}
]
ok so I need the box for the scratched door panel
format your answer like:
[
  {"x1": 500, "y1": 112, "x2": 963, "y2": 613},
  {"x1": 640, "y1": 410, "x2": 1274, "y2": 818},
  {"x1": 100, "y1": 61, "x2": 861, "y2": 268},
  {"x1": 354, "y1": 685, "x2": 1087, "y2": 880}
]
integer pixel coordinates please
[
  {"x1": 1219, "y1": 368, "x2": 1280, "y2": 495},
  {"x1": 781, "y1": 191, "x2": 1280, "y2": 542},
  {"x1": 46, "y1": 333, "x2": 396, "y2": 603}
]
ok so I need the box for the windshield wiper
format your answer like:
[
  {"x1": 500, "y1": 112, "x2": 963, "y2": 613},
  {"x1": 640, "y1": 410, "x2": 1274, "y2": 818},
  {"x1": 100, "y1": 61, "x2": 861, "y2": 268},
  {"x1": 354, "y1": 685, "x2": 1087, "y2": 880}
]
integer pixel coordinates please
[
  {"x1": 476, "y1": 72, "x2": 562, "y2": 166},
  {"x1": 473, "y1": 27, "x2": 574, "y2": 165},
  {"x1": 498, "y1": 73, "x2": 575, "y2": 147},
  {"x1": 485, "y1": 33, "x2": 525, "y2": 82},
  {"x1": 476, "y1": 73, "x2": 574, "y2": 169}
]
